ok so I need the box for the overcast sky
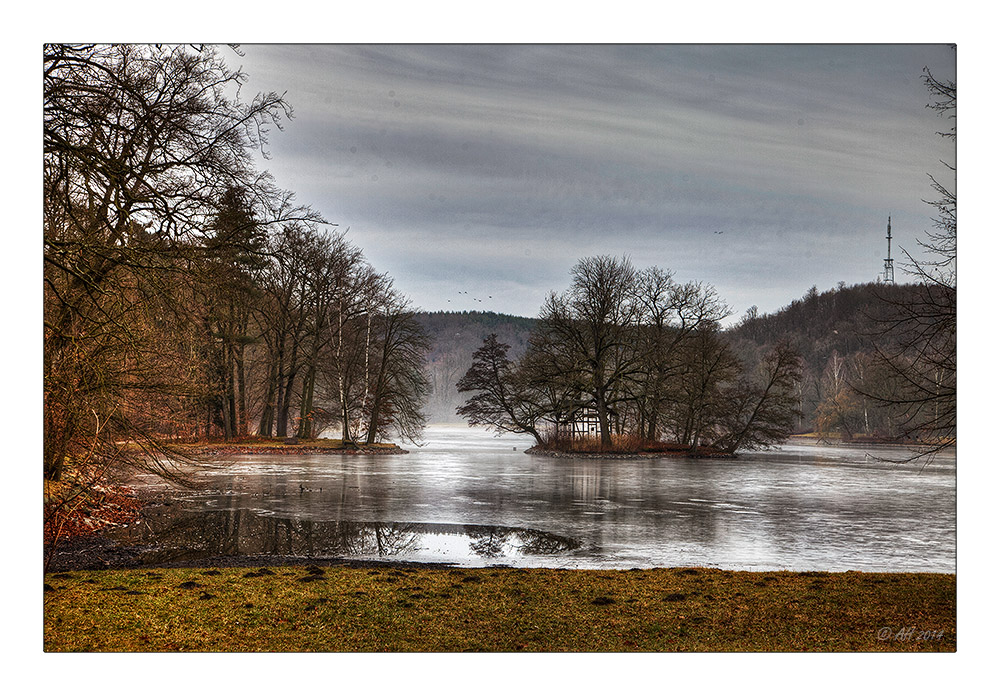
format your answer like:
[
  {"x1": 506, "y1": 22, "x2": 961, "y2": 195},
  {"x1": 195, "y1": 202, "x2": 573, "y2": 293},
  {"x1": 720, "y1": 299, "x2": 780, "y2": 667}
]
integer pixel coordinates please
[{"x1": 233, "y1": 44, "x2": 955, "y2": 322}]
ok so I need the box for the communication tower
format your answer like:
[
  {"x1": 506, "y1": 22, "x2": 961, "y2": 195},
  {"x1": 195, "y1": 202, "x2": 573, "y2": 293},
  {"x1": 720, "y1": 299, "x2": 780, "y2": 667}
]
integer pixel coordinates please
[{"x1": 882, "y1": 215, "x2": 894, "y2": 284}]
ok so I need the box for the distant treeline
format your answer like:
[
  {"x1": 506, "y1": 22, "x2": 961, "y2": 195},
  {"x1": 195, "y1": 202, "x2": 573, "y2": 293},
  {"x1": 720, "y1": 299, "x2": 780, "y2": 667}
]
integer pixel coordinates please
[
  {"x1": 416, "y1": 311, "x2": 537, "y2": 423},
  {"x1": 728, "y1": 281, "x2": 954, "y2": 442},
  {"x1": 423, "y1": 279, "x2": 955, "y2": 446}
]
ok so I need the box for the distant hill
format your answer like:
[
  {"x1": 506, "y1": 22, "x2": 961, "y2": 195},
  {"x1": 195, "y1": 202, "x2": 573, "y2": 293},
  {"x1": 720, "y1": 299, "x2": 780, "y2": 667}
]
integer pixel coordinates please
[
  {"x1": 725, "y1": 281, "x2": 922, "y2": 432},
  {"x1": 417, "y1": 282, "x2": 922, "y2": 432},
  {"x1": 415, "y1": 311, "x2": 537, "y2": 423}
]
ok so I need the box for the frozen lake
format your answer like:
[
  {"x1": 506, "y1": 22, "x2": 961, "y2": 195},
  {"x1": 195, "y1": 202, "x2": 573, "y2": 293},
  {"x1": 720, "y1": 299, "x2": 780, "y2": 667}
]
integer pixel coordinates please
[{"x1": 111, "y1": 425, "x2": 956, "y2": 572}]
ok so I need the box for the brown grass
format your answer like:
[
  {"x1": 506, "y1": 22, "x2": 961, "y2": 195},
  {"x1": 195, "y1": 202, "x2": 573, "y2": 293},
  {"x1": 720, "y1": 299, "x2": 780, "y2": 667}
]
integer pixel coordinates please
[
  {"x1": 43, "y1": 566, "x2": 955, "y2": 652},
  {"x1": 534, "y1": 434, "x2": 725, "y2": 457}
]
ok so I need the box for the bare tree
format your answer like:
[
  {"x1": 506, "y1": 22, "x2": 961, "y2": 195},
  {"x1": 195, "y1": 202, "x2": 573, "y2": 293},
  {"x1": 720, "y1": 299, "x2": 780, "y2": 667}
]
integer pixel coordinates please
[
  {"x1": 456, "y1": 334, "x2": 546, "y2": 444},
  {"x1": 361, "y1": 288, "x2": 431, "y2": 445},
  {"x1": 532, "y1": 256, "x2": 643, "y2": 449},
  {"x1": 713, "y1": 342, "x2": 803, "y2": 454},
  {"x1": 44, "y1": 44, "x2": 318, "y2": 481},
  {"x1": 860, "y1": 65, "x2": 956, "y2": 458},
  {"x1": 295, "y1": 230, "x2": 366, "y2": 440},
  {"x1": 632, "y1": 269, "x2": 730, "y2": 440},
  {"x1": 665, "y1": 324, "x2": 742, "y2": 453}
]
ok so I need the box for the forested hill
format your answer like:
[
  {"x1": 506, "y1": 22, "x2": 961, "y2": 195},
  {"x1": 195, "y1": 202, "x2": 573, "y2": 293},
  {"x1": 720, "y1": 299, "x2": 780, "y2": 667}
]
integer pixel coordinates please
[
  {"x1": 726, "y1": 281, "x2": 926, "y2": 434},
  {"x1": 728, "y1": 281, "x2": 917, "y2": 361},
  {"x1": 415, "y1": 311, "x2": 537, "y2": 423},
  {"x1": 418, "y1": 282, "x2": 926, "y2": 432}
]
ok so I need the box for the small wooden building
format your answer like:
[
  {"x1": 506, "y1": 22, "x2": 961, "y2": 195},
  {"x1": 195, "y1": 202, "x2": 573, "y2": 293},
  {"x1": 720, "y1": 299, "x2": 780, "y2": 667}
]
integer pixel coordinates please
[{"x1": 553, "y1": 407, "x2": 601, "y2": 440}]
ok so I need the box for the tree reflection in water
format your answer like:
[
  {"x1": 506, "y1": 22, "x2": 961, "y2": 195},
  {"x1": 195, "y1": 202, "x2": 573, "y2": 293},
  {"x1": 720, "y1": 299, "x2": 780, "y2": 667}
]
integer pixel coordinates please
[
  {"x1": 463, "y1": 525, "x2": 580, "y2": 558},
  {"x1": 105, "y1": 506, "x2": 579, "y2": 565}
]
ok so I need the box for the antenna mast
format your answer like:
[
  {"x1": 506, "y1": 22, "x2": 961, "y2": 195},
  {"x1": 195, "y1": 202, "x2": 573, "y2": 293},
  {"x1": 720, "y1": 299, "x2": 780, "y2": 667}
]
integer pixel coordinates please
[{"x1": 882, "y1": 215, "x2": 894, "y2": 283}]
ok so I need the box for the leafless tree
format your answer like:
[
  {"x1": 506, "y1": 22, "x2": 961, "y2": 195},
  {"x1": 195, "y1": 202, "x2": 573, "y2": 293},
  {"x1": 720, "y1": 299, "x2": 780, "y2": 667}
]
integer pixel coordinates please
[
  {"x1": 664, "y1": 324, "x2": 743, "y2": 453},
  {"x1": 44, "y1": 44, "x2": 317, "y2": 481},
  {"x1": 532, "y1": 256, "x2": 643, "y2": 449},
  {"x1": 456, "y1": 334, "x2": 546, "y2": 444},
  {"x1": 859, "y1": 65, "x2": 956, "y2": 458},
  {"x1": 713, "y1": 342, "x2": 803, "y2": 453},
  {"x1": 454, "y1": 256, "x2": 800, "y2": 455},
  {"x1": 632, "y1": 269, "x2": 730, "y2": 440},
  {"x1": 359, "y1": 288, "x2": 431, "y2": 445}
]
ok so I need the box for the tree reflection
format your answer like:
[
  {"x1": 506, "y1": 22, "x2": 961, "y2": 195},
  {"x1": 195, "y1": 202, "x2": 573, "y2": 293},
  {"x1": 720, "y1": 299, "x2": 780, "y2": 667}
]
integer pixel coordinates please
[
  {"x1": 462, "y1": 525, "x2": 580, "y2": 557},
  {"x1": 516, "y1": 528, "x2": 580, "y2": 555},
  {"x1": 107, "y1": 509, "x2": 579, "y2": 564},
  {"x1": 464, "y1": 526, "x2": 512, "y2": 557}
]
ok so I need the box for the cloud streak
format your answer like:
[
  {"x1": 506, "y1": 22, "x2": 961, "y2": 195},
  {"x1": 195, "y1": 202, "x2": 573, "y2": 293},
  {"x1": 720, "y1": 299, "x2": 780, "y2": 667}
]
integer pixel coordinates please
[{"x1": 237, "y1": 44, "x2": 956, "y2": 319}]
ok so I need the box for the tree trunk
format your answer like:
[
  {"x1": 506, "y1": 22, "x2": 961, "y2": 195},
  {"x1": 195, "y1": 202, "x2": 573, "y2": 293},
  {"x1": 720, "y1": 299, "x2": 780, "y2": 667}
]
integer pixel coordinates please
[
  {"x1": 276, "y1": 369, "x2": 297, "y2": 439},
  {"x1": 224, "y1": 342, "x2": 236, "y2": 440},
  {"x1": 236, "y1": 343, "x2": 248, "y2": 437},
  {"x1": 595, "y1": 390, "x2": 612, "y2": 450},
  {"x1": 364, "y1": 336, "x2": 391, "y2": 446},
  {"x1": 259, "y1": 339, "x2": 282, "y2": 437},
  {"x1": 364, "y1": 394, "x2": 381, "y2": 446},
  {"x1": 276, "y1": 340, "x2": 300, "y2": 439},
  {"x1": 43, "y1": 405, "x2": 73, "y2": 482},
  {"x1": 645, "y1": 408, "x2": 659, "y2": 442},
  {"x1": 259, "y1": 375, "x2": 276, "y2": 436},
  {"x1": 341, "y1": 400, "x2": 355, "y2": 446},
  {"x1": 297, "y1": 366, "x2": 316, "y2": 439}
]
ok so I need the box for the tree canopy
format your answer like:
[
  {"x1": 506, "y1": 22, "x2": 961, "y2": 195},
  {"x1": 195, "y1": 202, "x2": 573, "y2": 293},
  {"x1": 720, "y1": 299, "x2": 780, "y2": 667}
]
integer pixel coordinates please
[
  {"x1": 44, "y1": 44, "x2": 431, "y2": 483},
  {"x1": 457, "y1": 256, "x2": 803, "y2": 454}
]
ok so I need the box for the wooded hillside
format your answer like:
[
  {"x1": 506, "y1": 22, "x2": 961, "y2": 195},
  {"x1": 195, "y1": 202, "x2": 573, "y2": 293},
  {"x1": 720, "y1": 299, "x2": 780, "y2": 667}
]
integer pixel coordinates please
[
  {"x1": 416, "y1": 311, "x2": 536, "y2": 422},
  {"x1": 422, "y1": 279, "x2": 953, "y2": 442},
  {"x1": 727, "y1": 281, "x2": 952, "y2": 439}
]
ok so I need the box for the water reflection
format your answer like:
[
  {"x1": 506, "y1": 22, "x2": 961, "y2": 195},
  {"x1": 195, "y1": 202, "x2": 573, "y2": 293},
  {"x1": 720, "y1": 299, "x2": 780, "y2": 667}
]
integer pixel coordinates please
[
  {"x1": 106, "y1": 506, "x2": 580, "y2": 566},
  {"x1": 121, "y1": 427, "x2": 955, "y2": 572}
]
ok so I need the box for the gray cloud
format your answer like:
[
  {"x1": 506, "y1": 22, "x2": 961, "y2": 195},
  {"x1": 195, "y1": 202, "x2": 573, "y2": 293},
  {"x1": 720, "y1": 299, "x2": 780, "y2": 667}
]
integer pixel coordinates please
[{"x1": 237, "y1": 44, "x2": 956, "y2": 319}]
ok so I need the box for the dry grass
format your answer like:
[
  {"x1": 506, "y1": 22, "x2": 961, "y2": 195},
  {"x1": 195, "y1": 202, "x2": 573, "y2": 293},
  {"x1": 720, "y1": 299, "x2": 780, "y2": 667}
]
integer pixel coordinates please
[
  {"x1": 43, "y1": 565, "x2": 955, "y2": 652},
  {"x1": 533, "y1": 434, "x2": 725, "y2": 456}
]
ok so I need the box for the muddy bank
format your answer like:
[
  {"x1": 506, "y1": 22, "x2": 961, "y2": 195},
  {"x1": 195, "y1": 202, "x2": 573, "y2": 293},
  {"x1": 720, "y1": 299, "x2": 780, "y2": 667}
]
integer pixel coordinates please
[
  {"x1": 45, "y1": 498, "x2": 457, "y2": 573},
  {"x1": 184, "y1": 444, "x2": 408, "y2": 456}
]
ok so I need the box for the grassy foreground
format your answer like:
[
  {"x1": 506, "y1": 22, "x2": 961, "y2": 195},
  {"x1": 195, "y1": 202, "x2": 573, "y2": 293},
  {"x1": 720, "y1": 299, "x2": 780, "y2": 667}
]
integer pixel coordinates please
[{"x1": 43, "y1": 566, "x2": 955, "y2": 652}]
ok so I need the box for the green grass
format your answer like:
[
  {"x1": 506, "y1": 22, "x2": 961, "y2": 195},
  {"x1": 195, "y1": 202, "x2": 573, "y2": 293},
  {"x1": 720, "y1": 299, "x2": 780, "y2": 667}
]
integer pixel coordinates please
[{"x1": 43, "y1": 566, "x2": 955, "y2": 652}]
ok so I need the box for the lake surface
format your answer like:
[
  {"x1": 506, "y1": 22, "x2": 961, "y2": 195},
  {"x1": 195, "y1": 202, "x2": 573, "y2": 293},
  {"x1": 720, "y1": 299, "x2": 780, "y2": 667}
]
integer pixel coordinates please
[{"x1": 112, "y1": 426, "x2": 956, "y2": 572}]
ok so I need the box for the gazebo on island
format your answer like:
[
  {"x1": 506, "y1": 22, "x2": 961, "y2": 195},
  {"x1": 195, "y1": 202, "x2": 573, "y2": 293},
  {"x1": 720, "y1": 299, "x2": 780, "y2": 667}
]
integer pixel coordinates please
[{"x1": 551, "y1": 406, "x2": 601, "y2": 441}]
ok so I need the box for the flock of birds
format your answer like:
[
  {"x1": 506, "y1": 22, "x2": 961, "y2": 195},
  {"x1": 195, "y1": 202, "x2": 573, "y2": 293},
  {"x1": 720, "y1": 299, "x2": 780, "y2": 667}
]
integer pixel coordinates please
[{"x1": 447, "y1": 290, "x2": 494, "y2": 304}]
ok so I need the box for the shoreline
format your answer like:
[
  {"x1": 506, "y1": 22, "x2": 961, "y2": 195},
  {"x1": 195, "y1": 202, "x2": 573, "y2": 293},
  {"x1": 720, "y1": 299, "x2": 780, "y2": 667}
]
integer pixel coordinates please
[
  {"x1": 44, "y1": 520, "x2": 955, "y2": 576},
  {"x1": 184, "y1": 444, "x2": 408, "y2": 456},
  {"x1": 176, "y1": 440, "x2": 408, "y2": 456},
  {"x1": 524, "y1": 446, "x2": 734, "y2": 460}
]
